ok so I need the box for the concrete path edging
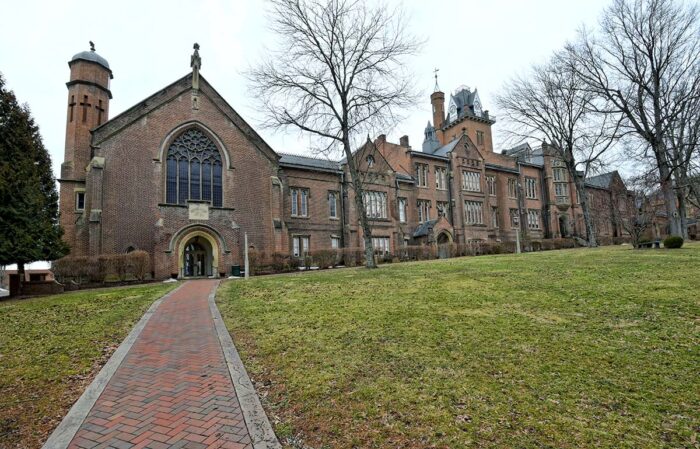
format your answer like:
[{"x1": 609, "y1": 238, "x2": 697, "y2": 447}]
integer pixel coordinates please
[
  {"x1": 208, "y1": 286, "x2": 283, "y2": 449},
  {"x1": 41, "y1": 283, "x2": 185, "y2": 449}
]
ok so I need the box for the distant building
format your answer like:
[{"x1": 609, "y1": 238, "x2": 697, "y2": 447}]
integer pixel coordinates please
[{"x1": 58, "y1": 45, "x2": 628, "y2": 279}]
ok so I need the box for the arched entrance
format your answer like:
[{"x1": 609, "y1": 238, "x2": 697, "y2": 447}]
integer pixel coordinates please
[
  {"x1": 183, "y1": 236, "x2": 212, "y2": 277},
  {"x1": 180, "y1": 234, "x2": 216, "y2": 278},
  {"x1": 436, "y1": 231, "x2": 453, "y2": 259}
]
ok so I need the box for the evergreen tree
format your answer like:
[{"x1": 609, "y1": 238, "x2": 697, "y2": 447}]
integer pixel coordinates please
[{"x1": 0, "y1": 74, "x2": 68, "y2": 289}]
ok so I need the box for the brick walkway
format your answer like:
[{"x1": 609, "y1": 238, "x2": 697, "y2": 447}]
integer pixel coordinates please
[{"x1": 68, "y1": 280, "x2": 253, "y2": 449}]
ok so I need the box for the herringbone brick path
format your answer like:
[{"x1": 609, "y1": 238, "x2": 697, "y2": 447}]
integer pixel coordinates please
[{"x1": 67, "y1": 280, "x2": 253, "y2": 449}]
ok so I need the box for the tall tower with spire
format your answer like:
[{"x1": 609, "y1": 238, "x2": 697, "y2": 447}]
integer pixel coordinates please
[{"x1": 430, "y1": 68, "x2": 445, "y2": 144}]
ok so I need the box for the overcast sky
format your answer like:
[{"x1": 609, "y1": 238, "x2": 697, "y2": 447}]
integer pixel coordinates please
[{"x1": 1, "y1": 0, "x2": 614, "y2": 180}]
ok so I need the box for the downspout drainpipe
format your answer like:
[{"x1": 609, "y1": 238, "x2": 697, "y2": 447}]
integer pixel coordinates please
[
  {"x1": 339, "y1": 169, "x2": 347, "y2": 248},
  {"x1": 447, "y1": 153, "x2": 456, "y2": 234}
]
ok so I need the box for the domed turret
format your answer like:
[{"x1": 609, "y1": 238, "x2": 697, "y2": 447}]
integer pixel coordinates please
[{"x1": 62, "y1": 42, "x2": 113, "y2": 181}]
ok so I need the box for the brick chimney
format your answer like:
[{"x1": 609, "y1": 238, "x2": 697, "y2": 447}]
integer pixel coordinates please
[{"x1": 399, "y1": 135, "x2": 410, "y2": 147}]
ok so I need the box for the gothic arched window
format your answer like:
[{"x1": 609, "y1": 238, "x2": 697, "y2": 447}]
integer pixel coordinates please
[{"x1": 165, "y1": 129, "x2": 223, "y2": 207}]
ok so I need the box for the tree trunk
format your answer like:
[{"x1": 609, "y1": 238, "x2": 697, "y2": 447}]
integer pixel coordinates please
[
  {"x1": 674, "y1": 169, "x2": 690, "y2": 240},
  {"x1": 573, "y1": 175, "x2": 597, "y2": 247},
  {"x1": 677, "y1": 188, "x2": 689, "y2": 240},
  {"x1": 343, "y1": 138, "x2": 376, "y2": 269},
  {"x1": 656, "y1": 146, "x2": 683, "y2": 237},
  {"x1": 17, "y1": 262, "x2": 25, "y2": 296}
]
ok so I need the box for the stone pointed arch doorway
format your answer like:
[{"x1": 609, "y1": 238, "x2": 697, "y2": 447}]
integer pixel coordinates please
[
  {"x1": 436, "y1": 231, "x2": 453, "y2": 259},
  {"x1": 178, "y1": 232, "x2": 219, "y2": 278}
]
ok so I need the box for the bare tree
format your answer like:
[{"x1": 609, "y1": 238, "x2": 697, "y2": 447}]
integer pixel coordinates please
[
  {"x1": 566, "y1": 0, "x2": 700, "y2": 237},
  {"x1": 613, "y1": 174, "x2": 662, "y2": 247},
  {"x1": 247, "y1": 0, "x2": 421, "y2": 268},
  {"x1": 496, "y1": 54, "x2": 620, "y2": 247},
  {"x1": 667, "y1": 85, "x2": 700, "y2": 237}
]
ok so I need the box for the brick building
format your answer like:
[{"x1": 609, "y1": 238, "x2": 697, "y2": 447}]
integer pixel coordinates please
[{"x1": 58, "y1": 45, "x2": 626, "y2": 279}]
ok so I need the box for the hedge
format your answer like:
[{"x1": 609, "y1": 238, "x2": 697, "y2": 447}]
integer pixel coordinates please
[{"x1": 53, "y1": 250, "x2": 151, "y2": 284}]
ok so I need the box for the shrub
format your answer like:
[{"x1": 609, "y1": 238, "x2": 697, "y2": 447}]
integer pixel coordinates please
[
  {"x1": 310, "y1": 249, "x2": 337, "y2": 269},
  {"x1": 663, "y1": 235, "x2": 684, "y2": 249},
  {"x1": 53, "y1": 251, "x2": 152, "y2": 284},
  {"x1": 340, "y1": 247, "x2": 364, "y2": 267}
]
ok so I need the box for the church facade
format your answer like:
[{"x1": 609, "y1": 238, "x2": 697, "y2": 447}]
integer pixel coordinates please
[{"x1": 58, "y1": 45, "x2": 627, "y2": 279}]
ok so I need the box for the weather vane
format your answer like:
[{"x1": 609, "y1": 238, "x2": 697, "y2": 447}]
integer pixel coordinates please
[
  {"x1": 89, "y1": 41, "x2": 95, "y2": 52},
  {"x1": 433, "y1": 68, "x2": 440, "y2": 92}
]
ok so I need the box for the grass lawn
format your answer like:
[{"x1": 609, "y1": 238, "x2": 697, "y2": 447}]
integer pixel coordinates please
[
  {"x1": 218, "y1": 243, "x2": 700, "y2": 449},
  {"x1": 0, "y1": 283, "x2": 177, "y2": 449}
]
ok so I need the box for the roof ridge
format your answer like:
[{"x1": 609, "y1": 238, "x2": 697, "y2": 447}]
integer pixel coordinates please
[{"x1": 277, "y1": 151, "x2": 340, "y2": 162}]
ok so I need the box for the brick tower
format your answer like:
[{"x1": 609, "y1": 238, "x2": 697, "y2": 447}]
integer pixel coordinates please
[{"x1": 59, "y1": 42, "x2": 112, "y2": 255}]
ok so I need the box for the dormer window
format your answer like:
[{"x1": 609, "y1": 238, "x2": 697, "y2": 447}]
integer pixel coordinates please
[{"x1": 366, "y1": 155, "x2": 375, "y2": 167}]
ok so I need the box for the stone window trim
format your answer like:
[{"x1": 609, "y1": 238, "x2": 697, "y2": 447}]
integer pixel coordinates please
[
  {"x1": 328, "y1": 190, "x2": 339, "y2": 219},
  {"x1": 415, "y1": 163, "x2": 429, "y2": 188},
  {"x1": 462, "y1": 170, "x2": 481, "y2": 192},
  {"x1": 417, "y1": 199, "x2": 431, "y2": 223},
  {"x1": 74, "y1": 188, "x2": 86, "y2": 212},
  {"x1": 525, "y1": 177, "x2": 539, "y2": 200},
  {"x1": 290, "y1": 187, "x2": 310, "y2": 218},
  {"x1": 158, "y1": 202, "x2": 234, "y2": 212},
  {"x1": 164, "y1": 128, "x2": 224, "y2": 207},
  {"x1": 464, "y1": 200, "x2": 484, "y2": 225},
  {"x1": 507, "y1": 178, "x2": 518, "y2": 199},
  {"x1": 363, "y1": 190, "x2": 388, "y2": 220},
  {"x1": 398, "y1": 197, "x2": 407, "y2": 223},
  {"x1": 486, "y1": 175, "x2": 497, "y2": 196},
  {"x1": 435, "y1": 166, "x2": 448, "y2": 190},
  {"x1": 157, "y1": 121, "x2": 233, "y2": 169},
  {"x1": 292, "y1": 234, "x2": 310, "y2": 258}
]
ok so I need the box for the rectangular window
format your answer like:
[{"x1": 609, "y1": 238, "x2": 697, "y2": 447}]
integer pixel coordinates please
[
  {"x1": 292, "y1": 235, "x2": 310, "y2": 258},
  {"x1": 331, "y1": 236, "x2": 341, "y2": 249},
  {"x1": 525, "y1": 177, "x2": 538, "y2": 199},
  {"x1": 464, "y1": 201, "x2": 484, "y2": 225},
  {"x1": 487, "y1": 175, "x2": 497, "y2": 196},
  {"x1": 178, "y1": 159, "x2": 189, "y2": 205},
  {"x1": 555, "y1": 183, "x2": 568, "y2": 197},
  {"x1": 398, "y1": 197, "x2": 407, "y2": 223},
  {"x1": 553, "y1": 167, "x2": 567, "y2": 182},
  {"x1": 462, "y1": 171, "x2": 481, "y2": 192},
  {"x1": 435, "y1": 166, "x2": 447, "y2": 190},
  {"x1": 363, "y1": 191, "x2": 387, "y2": 219},
  {"x1": 212, "y1": 163, "x2": 223, "y2": 207},
  {"x1": 328, "y1": 191, "x2": 338, "y2": 218},
  {"x1": 507, "y1": 178, "x2": 517, "y2": 198},
  {"x1": 190, "y1": 160, "x2": 201, "y2": 200},
  {"x1": 476, "y1": 130, "x2": 485, "y2": 145},
  {"x1": 291, "y1": 188, "x2": 309, "y2": 217},
  {"x1": 75, "y1": 192, "x2": 85, "y2": 211},
  {"x1": 510, "y1": 208, "x2": 520, "y2": 228},
  {"x1": 202, "y1": 161, "x2": 212, "y2": 202},
  {"x1": 417, "y1": 200, "x2": 431, "y2": 223},
  {"x1": 437, "y1": 201, "x2": 450, "y2": 218},
  {"x1": 372, "y1": 237, "x2": 391, "y2": 255},
  {"x1": 416, "y1": 163, "x2": 429, "y2": 187},
  {"x1": 491, "y1": 206, "x2": 499, "y2": 228},
  {"x1": 527, "y1": 209, "x2": 540, "y2": 229}
]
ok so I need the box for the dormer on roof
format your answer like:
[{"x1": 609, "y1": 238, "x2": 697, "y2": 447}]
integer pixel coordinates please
[
  {"x1": 422, "y1": 121, "x2": 441, "y2": 153},
  {"x1": 444, "y1": 86, "x2": 494, "y2": 127}
]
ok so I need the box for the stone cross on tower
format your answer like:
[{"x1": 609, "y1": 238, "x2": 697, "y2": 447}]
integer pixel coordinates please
[{"x1": 191, "y1": 43, "x2": 201, "y2": 90}]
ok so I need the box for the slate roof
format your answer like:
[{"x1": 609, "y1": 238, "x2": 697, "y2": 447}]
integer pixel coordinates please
[
  {"x1": 421, "y1": 137, "x2": 460, "y2": 157},
  {"x1": 278, "y1": 153, "x2": 341, "y2": 172},
  {"x1": 413, "y1": 219, "x2": 438, "y2": 237},
  {"x1": 585, "y1": 171, "x2": 616, "y2": 189}
]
